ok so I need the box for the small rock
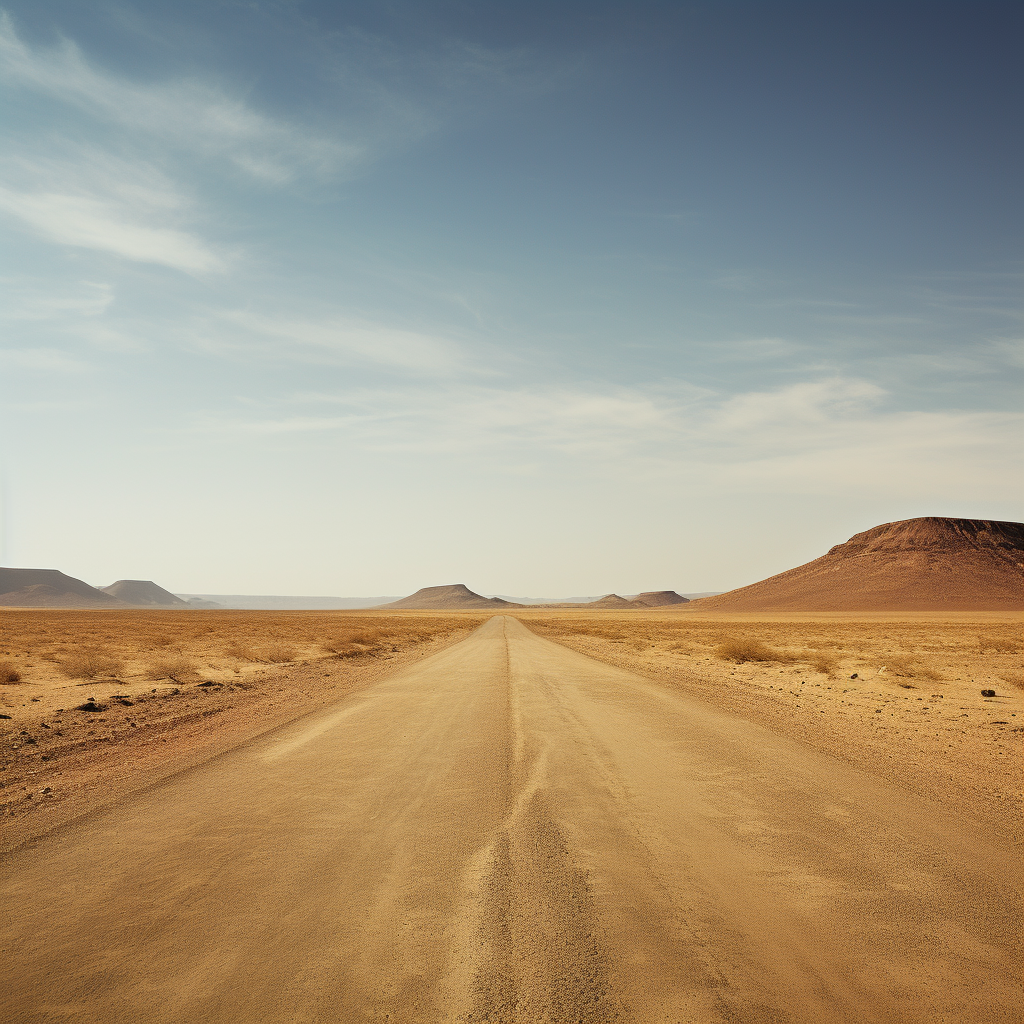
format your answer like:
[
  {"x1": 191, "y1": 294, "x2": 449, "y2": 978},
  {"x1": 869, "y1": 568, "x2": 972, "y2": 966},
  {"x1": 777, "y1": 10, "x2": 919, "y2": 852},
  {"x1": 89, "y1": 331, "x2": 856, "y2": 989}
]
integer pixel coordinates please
[
  {"x1": 0, "y1": 714, "x2": 11, "y2": 720},
  {"x1": 850, "y1": 673, "x2": 859, "y2": 679},
  {"x1": 981, "y1": 689, "x2": 996, "y2": 698},
  {"x1": 75, "y1": 701, "x2": 107, "y2": 713}
]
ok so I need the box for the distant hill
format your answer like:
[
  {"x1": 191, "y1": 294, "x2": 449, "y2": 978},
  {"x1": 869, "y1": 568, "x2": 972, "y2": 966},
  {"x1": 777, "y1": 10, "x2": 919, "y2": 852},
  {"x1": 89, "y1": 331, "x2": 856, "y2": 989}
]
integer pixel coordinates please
[
  {"x1": 100, "y1": 580, "x2": 188, "y2": 607},
  {"x1": 176, "y1": 594, "x2": 397, "y2": 610},
  {"x1": 692, "y1": 518, "x2": 1024, "y2": 611},
  {"x1": 589, "y1": 594, "x2": 636, "y2": 608},
  {"x1": 0, "y1": 568, "x2": 121, "y2": 608},
  {"x1": 526, "y1": 591, "x2": 692, "y2": 609},
  {"x1": 630, "y1": 591, "x2": 689, "y2": 607},
  {"x1": 379, "y1": 584, "x2": 521, "y2": 610}
]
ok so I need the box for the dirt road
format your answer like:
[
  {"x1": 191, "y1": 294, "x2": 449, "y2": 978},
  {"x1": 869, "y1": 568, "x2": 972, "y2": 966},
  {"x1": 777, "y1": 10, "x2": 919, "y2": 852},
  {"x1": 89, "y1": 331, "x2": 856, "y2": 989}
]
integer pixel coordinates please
[{"x1": 3, "y1": 617, "x2": 1019, "y2": 1022}]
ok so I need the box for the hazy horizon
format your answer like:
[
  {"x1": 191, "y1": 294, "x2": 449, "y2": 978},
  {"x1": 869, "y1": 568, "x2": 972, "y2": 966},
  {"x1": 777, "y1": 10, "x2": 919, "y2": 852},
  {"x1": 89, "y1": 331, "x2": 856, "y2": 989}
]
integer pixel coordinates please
[{"x1": 2, "y1": 1, "x2": 1021, "y2": 595}]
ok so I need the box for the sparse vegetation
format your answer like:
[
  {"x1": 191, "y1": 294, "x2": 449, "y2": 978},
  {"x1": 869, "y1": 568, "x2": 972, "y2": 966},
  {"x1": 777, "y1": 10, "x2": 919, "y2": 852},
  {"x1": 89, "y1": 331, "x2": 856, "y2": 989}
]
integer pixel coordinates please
[
  {"x1": 321, "y1": 639, "x2": 370, "y2": 658},
  {"x1": 999, "y1": 671, "x2": 1024, "y2": 691},
  {"x1": 715, "y1": 638, "x2": 795, "y2": 664},
  {"x1": 254, "y1": 644, "x2": 296, "y2": 664},
  {"x1": 883, "y1": 657, "x2": 943, "y2": 682},
  {"x1": 146, "y1": 656, "x2": 200, "y2": 684},
  {"x1": 809, "y1": 652, "x2": 838, "y2": 676},
  {"x1": 978, "y1": 637, "x2": 1018, "y2": 655},
  {"x1": 57, "y1": 648, "x2": 125, "y2": 679},
  {"x1": 0, "y1": 662, "x2": 22, "y2": 683}
]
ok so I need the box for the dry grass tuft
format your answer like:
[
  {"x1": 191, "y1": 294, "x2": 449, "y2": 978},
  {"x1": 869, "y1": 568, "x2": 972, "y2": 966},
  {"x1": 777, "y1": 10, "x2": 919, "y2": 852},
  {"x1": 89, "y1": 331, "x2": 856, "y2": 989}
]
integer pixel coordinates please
[
  {"x1": 146, "y1": 656, "x2": 199, "y2": 683},
  {"x1": 57, "y1": 648, "x2": 125, "y2": 679},
  {"x1": 320, "y1": 640, "x2": 369, "y2": 659},
  {"x1": 809, "y1": 652, "x2": 839, "y2": 676},
  {"x1": 978, "y1": 637, "x2": 1018, "y2": 655},
  {"x1": 883, "y1": 657, "x2": 943, "y2": 682},
  {"x1": 0, "y1": 661, "x2": 22, "y2": 683},
  {"x1": 254, "y1": 644, "x2": 297, "y2": 664},
  {"x1": 716, "y1": 638, "x2": 795, "y2": 664},
  {"x1": 999, "y1": 670, "x2": 1024, "y2": 691}
]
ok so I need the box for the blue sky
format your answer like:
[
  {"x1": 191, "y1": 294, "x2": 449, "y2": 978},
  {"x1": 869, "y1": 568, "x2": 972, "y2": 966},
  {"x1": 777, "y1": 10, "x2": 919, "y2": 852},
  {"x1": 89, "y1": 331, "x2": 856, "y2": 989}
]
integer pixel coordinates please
[{"x1": 1, "y1": 1, "x2": 1021, "y2": 595}]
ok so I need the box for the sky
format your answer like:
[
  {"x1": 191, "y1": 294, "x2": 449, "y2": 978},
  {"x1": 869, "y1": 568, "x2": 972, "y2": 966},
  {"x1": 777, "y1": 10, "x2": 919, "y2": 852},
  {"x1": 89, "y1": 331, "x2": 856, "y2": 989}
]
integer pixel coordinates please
[{"x1": 1, "y1": 0, "x2": 1021, "y2": 596}]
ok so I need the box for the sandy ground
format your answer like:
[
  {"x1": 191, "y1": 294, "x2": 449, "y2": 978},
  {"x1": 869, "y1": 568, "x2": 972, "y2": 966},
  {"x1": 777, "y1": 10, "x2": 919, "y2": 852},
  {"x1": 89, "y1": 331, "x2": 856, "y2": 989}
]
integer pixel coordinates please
[
  {"x1": 2, "y1": 615, "x2": 1020, "y2": 1023},
  {"x1": 0, "y1": 610, "x2": 487, "y2": 853}
]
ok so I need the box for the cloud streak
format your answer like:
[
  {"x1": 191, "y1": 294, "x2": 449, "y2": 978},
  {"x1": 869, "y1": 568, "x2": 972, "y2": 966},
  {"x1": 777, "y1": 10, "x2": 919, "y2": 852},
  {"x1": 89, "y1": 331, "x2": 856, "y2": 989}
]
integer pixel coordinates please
[
  {"x1": 207, "y1": 310, "x2": 469, "y2": 374},
  {"x1": 193, "y1": 376, "x2": 1024, "y2": 501},
  {"x1": 0, "y1": 13, "x2": 357, "y2": 183},
  {"x1": 0, "y1": 184, "x2": 224, "y2": 272}
]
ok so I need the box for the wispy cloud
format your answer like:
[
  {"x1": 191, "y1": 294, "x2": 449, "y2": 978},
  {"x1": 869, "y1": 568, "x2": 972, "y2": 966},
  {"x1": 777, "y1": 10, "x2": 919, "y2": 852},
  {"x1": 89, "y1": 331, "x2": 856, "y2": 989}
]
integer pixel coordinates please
[
  {"x1": 0, "y1": 13, "x2": 357, "y2": 183},
  {"x1": 0, "y1": 183, "x2": 224, "y2": 272},
  {"x1": 205, "y1": 310, "x2": 469, "y2": 374},
  {"x1": 0, "y1": 277, "x2": 113, "y2": 320},
  {"x1": 193, "y1": 376, "x2": 1023, "y2": 501},
  {"x1": 0, "y1": 346, "x2": 89, "y2": 373},
  {"x1": 0, "y1": 90, "x2": 227, "y2": 271}
]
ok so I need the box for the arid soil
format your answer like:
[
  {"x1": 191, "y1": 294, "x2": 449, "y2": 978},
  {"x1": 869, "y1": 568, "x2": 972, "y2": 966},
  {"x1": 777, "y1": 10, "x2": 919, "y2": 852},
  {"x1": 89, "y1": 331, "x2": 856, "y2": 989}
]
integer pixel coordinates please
[
  {"x1": 520, "y1": 609, "x2": 1023, "y2": 842},
  {"x1": 0, "y1": 609, "x2": 487, "y2": 852},
  {"x1": 2, "y1": 616, "x2": 1019, "y2": 1023}
]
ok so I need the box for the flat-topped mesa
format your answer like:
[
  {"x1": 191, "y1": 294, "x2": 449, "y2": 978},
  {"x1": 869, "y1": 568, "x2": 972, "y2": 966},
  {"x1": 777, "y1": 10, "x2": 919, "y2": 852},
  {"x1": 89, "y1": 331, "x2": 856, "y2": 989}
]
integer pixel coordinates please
[
  {"x1": 100, "y1": 580, "x2": 189, "y2": 607},
  {"x1": 630, "y1": 591, "x2": 689, "y2": 607},
  {"x1": 691, "y1": 517, "x2": 1024, "y2": 612},
  {"x1": 379, "y1": 585, "x2": 520, "y2": 610},
  {"x1": 828, "y1": 517, "x2": 1024, "y2": 559}
]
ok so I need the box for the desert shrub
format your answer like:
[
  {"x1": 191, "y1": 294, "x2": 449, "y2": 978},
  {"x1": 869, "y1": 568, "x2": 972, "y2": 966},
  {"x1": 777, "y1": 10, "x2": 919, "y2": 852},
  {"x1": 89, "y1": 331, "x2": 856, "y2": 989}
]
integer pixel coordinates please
[
  {"x1": 57, "y1": 649, "x2": 125, "y2": 679},
  {"x1": 999, "y1": 671, "x2": 1024, "y2": 690},
  {"x1": 882, "y1": 657, "x2": 942, "y2": 682},
  {"x1": 716, "y1": 639, "x2": 795, "y2": 664},
  {"x1": 978, "y1": 637, "x2": 1018, "y2": 655},
  {"x1": 146, "y1": 656, "x2": 200, "y2": 683},
  {"x1": 320, "y1": 640, "x2": 369, "y2": 658},
  {"x1": 255, "y1": 644, "x2": 296, "y2": 663},
  {"x1": 0, "y1": 662, "x2": 22, "y2": 683},
  {"x1": 809, "y1": 652, "x2": 838, "y2": 676}
]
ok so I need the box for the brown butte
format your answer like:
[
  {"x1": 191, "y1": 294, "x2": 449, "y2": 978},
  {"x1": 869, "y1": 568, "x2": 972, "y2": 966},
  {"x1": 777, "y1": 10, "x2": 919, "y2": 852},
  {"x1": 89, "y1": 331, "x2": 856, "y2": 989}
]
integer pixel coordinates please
[{"x1": 691, "y1": 517, "x2": 1024, "y2": 611}]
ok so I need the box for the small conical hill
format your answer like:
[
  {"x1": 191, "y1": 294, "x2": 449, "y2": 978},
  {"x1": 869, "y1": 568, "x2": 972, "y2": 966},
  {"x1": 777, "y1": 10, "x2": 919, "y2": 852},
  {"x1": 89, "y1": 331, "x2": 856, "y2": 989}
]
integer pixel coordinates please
[
  {"x1": 100, "y1": 580, "x2": 188, "y2": 607},
  {"x1": 379, "y1": 585, "x2": 520, "y2": 610}
]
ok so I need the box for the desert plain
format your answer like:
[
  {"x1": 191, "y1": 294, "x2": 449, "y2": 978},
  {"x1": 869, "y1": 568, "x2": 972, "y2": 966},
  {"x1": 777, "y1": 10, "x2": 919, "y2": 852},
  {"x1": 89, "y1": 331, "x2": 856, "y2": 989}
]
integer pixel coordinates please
[{"x1": 1, "y1": 603, "x2": 1021, "y2": 1022}]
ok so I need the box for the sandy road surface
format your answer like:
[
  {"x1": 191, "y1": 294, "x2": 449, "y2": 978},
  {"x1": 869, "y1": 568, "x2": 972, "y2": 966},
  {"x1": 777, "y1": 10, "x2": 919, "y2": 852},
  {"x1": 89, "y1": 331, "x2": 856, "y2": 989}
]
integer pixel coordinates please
[{"x1": 3, "y1": 617, "x2": 1020, "y2": 1023}]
